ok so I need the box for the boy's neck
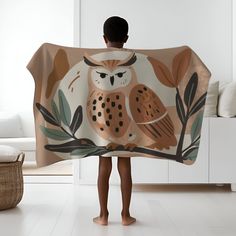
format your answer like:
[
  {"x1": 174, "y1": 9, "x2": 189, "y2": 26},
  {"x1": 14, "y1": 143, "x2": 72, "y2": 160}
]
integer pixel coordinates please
[{"x1": 106, "y1": 41, "x2": 124, "y2": 48}]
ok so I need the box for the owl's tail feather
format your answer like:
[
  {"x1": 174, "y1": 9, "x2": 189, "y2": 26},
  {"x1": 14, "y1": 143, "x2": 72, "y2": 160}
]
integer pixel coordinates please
[{"x1": 146, "y1": 134, "x2": 177, "y2": 150}]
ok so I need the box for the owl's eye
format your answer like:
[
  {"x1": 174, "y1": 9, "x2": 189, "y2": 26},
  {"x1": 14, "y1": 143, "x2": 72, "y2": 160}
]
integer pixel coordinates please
[
  {"x1": 96, "y1": 71, "x2": 107, "y2": 79},
  {"x1": 116, "y1": 71, "x2": 126, "y2": 78}
]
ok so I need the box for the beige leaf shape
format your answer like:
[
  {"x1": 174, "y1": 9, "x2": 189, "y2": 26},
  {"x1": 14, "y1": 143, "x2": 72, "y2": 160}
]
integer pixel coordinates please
[
  {"x1": 147, "y1": 56, "x2": 175, "y2": 87},
  {"x1": 172, "y1": 48, "x2": 192, "y2": 85}
]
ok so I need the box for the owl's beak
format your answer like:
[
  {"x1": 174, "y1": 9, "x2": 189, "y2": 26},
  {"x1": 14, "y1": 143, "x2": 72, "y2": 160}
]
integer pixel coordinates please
[{"x1": 110, "y1": 76, "x2": 114, "y2": 86}]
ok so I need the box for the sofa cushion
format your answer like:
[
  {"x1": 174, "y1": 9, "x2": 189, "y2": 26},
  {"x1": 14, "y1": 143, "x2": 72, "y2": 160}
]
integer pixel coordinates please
[
  {"x1": 0, "y1": 112, "x2": 24, "y2": 138},
  {"x1": 0, "y1": 137, "x2": 36, "y2": 151},
  {"x1": 0, "y1": 145, "x2": 21, "y2": 162},
  {"x1": 219, "y1": 81, "x2": 231, "y2": 94},
  {"x1": 204, "y1": 80, "x2": 219, "y2": 117},
  {"x1": 218, "y1": 82, "x2": 236, "y2": 117}
]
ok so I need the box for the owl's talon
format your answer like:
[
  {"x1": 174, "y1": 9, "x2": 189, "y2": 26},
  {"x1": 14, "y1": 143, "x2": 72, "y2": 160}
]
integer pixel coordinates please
[
  {"x1": 106, "y1": 142, "x2": 121, "y2": 150},
  {"x1": 147, "y1": 143, "x2": 164, "y2": 150},
  {"x1": 124, "y1": 143, "x2": 137, "y2": 151}
]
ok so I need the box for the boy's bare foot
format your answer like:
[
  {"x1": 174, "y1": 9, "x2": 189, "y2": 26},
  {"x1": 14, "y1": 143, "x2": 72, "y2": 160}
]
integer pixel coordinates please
[
  {"x1": 93, "y1": 214, "x2": 108, "y2": 226},
  {"x1": 121, "y1": 214, "x2": 136, "y2": 226}
]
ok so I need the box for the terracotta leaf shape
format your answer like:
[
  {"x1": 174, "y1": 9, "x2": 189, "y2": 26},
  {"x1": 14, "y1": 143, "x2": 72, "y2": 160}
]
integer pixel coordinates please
[{"x1": 46, "y1": 49, "x2": 70, "y2": 98}]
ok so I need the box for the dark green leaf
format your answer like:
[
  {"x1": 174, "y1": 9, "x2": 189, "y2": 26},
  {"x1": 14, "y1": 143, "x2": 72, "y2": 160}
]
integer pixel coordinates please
[
  {"x1": 191, "y1": 111, "x2": 204, "y2": 142},
  {"x1": 51, "y1": 100, "x2": 61, "y2": 123},
  {"x1": 36, "y1": 103, "x2": 59, "y2": 126},
  {"x1": 79, "y1": 138, "x2": 95, "y2": 145},
  {"x1": 189, "y1": 92, "x2": 207, "y2": 116},
  {"x1": 183, "y1": 147, "x2": 199, "y2": 161},
  {"x1": 175, "y1": 89, "x2": 186, "y2": 124},
  {"x1": 184, "y1": 72, "x2": 198, "y2": 109},
  {"x1": 58, "y1": 89, "x2": 71, "y2": 126},
  {"x1": 71, "y1": 147, "x2": 99, "y2": 156},
  {"x1": 45, "y1": 139, "x2": 96, "y2": 153},
  {"x1": 83, "y1": 148, "x2": 108, "y2": 157},
  {"x1": 70, "y1": 105, "x2": 83, "y2": 135},
  {"x1": 40, "y1": 126, "x2": 71, "y2": 140}
]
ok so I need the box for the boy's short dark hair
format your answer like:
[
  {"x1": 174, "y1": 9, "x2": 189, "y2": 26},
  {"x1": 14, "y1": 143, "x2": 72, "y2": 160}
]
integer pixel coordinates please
[{"x1": 103, "y1": 16, "x2": 128, "y2": 43}]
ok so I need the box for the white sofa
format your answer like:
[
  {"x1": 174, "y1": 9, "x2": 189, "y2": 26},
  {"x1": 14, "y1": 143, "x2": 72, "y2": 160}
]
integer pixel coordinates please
[{"x1": 0, "y1": 110, "x2": 36, "y2": 162}]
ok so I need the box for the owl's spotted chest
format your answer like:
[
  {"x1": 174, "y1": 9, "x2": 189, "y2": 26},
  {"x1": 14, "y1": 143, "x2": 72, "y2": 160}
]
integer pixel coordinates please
[{"x1": 87, "y1": 90, "x2": 131, "y2": 138}]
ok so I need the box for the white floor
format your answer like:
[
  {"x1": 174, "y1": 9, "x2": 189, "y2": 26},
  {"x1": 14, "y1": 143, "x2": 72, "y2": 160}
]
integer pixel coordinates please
[{"x1": 0, "y1": 184, "x2": 236, "y2": 236}]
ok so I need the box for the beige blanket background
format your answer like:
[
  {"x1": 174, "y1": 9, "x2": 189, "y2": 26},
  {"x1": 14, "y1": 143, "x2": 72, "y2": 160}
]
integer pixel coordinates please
[{"x1": 27, "y1": 43, "x2": 211, "y2": 167}]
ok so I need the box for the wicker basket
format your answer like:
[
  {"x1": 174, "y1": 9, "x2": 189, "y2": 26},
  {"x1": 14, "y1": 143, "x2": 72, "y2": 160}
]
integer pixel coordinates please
[{"x1": 0, "y1": 152, "x2": 25, "y2": 211}]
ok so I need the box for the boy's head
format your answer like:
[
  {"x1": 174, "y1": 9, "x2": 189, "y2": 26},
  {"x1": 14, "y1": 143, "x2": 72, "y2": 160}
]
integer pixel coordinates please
[{"x1": 103, "y1": 16, "x2": 129, "y2": 47}]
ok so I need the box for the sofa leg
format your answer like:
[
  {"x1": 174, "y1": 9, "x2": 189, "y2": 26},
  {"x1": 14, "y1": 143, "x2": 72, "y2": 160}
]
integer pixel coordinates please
[{"x1": 231, "y1": 184, "x2": 236, "y2": 192}]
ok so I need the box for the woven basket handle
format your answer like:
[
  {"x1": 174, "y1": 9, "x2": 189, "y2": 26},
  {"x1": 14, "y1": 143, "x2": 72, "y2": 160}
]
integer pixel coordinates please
[{"x1": 16, "y1": 152, "x2": 25, "y2": 165}]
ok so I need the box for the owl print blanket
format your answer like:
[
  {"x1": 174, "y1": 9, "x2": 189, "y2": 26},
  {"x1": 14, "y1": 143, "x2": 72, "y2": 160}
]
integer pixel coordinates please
[{"x1": 27, "y1": 43, "x2": 211, "y2": 167}]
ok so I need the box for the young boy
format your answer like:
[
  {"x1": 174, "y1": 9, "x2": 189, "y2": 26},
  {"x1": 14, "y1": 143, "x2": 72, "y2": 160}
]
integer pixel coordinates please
[{"x1": 93, "y1": 16, "x2": 136, "y2": 226}]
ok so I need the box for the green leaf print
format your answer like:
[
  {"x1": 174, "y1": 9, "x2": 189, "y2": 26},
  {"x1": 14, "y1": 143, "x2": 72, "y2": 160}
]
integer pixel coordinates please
[
  {"x1": 40, "y1": 126, "x2": 71, "y2": 140},
  {"x1": 191, "y1": 110, "x2": 204, "y2": 142},
  {"x1": 58, "y1": 89, "x2": 71, "y2": 126}
]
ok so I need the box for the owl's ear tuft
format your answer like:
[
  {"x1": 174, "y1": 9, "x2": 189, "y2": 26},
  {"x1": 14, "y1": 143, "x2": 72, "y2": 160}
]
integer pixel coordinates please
[
  {"x1": 83, "y1": 52, "x2": 102, "y2": 67},
  {"x1": 118, "y1": 53, "x2": 137, "y2": 67}
]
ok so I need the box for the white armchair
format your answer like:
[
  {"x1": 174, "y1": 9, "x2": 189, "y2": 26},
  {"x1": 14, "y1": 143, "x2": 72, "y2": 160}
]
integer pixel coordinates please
[{"x1": 0, "y1": 110, "x2": 36, "y2": 162}]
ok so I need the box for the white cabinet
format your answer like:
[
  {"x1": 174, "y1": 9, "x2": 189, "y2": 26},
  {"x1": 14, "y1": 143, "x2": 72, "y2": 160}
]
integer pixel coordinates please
[
  {"x1": 73, "y1": 117, "x2": 236, "y2": 190},
  {"x1": 209, "y1": 118, "x2": 236, "y2": 183},
  {"x1": 131, "y1": 158, "x2": 168, "y2": 184}
]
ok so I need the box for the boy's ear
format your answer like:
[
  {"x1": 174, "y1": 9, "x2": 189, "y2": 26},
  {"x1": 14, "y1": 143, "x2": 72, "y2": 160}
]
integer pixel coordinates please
[{"x1": 103, "y1": 35, "x2": 108, "y2": 43}]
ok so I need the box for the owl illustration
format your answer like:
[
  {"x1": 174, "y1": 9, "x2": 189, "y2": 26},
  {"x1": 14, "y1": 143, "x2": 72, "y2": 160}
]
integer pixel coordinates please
[{"x1": 83, "y1": 52, "x2": 177, "y2": 151}]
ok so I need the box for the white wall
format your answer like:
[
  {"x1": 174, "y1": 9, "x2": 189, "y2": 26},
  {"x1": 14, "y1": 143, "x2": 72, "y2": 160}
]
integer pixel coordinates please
[
  {"x1": 0, "y1": 0, "x2": 74, "y2": 111},
  {"x1": 75, "y1": 0, "x2": 233, "y2": 82}
]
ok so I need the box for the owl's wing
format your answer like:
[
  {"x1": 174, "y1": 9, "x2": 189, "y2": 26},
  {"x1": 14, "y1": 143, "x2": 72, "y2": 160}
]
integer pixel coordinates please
[{"x1": 129, "y1": 84, "x2": 177, "y2": 150}]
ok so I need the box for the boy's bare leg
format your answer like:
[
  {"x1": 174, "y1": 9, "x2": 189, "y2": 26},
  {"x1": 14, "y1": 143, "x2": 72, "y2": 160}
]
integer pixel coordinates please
[
  {"x1": 117, "y1": 157, "x2": 136, "y2": 225},
  {"x1": 93, "y1": 156, "x2": 112, "y2": 225}
]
